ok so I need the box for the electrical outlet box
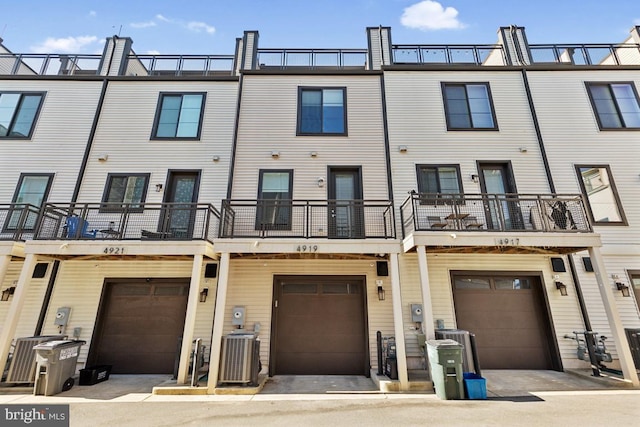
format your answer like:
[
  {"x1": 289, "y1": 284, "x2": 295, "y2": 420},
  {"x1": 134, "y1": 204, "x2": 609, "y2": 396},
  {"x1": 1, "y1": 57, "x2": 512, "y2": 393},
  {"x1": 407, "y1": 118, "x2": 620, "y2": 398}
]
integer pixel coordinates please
[
  {"x1": 54, "y1": 307, "x2": 71, "y2": 326},
  {"x1": 411, "y1": 304, "x2": 423, "y2": 323}
]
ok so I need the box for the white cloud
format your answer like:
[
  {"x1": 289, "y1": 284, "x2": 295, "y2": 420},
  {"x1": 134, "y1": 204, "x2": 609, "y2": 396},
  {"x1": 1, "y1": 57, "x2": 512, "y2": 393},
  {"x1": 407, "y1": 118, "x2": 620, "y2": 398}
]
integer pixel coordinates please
[
  {"x1": 131, "y1": 21, "x2": 157, "y2": 29},
  {"x1": 401, "y1": 1, "x2": 466, "y2": 31},
  {"x1": 186, "y1": 21, "x2": 215, "y2": 34},
  {"x1": 146, "y1": 50, "x2": 161, "y2": 55},
  {"x1": 30, "y1": 36, "x2": 99, "y2": 53},
  {"x1": 89, "y1": 11, "x2": 96, "y2": 17},
  {"x1": 156, "y1": 14, "x2": 171, "y2": 22}
]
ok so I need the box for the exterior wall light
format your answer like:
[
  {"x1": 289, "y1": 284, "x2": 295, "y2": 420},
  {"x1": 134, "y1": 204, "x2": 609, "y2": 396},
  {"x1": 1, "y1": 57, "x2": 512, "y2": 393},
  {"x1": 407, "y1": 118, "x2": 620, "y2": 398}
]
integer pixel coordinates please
[
  {"x1": 616, "y1": 282, "x2": 631, "y2": 297},
  {"x1": 555, "y1": 281, "x2": 568, "y2": 296},
  {"x1": 398, "y1": 145, "x2": 408, "y2": 153},
  {"x1": 271, "y1": 151, "x2": 280, "y2": 159},
  {"x1": 200, "y1": 288, "x2": 209, "y2": 303},
  {"x1": 377, "y1": 285, "x2": 386, "y2": 301},
  {"x1": 1, "y1": 286, "x2": 16, "y2": 301},
  {"x1": 471, "y1": 174, "x2": 479, "y2": 183},
  {"x1": 155, "y1": 183, "x2": 163, "y2": 192}
]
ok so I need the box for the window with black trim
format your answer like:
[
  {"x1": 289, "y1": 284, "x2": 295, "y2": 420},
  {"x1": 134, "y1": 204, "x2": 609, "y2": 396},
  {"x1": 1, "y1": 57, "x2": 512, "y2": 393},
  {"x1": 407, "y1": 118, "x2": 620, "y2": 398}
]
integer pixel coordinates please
[
  {"x1": 442, "y1": 83, "x2": 497, "y2": 130},
  {"x1": 416, "y1": 165, "x2": 462, "y2": 203},
  {"x1": 101, "y1": 173, "x2": 150, "y2": 211},
  {"x1": 586, "y1": 82, "x2": 640, "y2": 129},
  {"x1": 298, "y1": 87, "x2": 346, "y2": 135},
  {"x1": 575, "y1": 165, "x2": 626, "y2": 225},
  {"x1": 0, "y1": 92, "x2": 45, "y2": 138},
  {"x1": 256, "y1": 170, "x2": 293, "y2": 230},
  {"x1": 4, "y1": 173, "x2": 53, "y2": 231},
  {"x1": 152, "y1": 93, "x2": 205, "y2": 139}
]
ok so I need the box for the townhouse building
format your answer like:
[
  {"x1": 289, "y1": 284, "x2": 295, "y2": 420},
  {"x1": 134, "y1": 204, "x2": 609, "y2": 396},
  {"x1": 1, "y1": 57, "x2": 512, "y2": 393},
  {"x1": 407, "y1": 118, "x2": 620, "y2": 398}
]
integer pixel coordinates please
[{"x1": 0, "y1": 25, "x2": 639, "y2": 394}]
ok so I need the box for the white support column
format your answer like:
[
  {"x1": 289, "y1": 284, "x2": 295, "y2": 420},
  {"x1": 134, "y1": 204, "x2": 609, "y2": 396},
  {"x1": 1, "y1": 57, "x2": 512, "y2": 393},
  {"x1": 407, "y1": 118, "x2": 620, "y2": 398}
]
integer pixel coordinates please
[
  {"x1": 389, "y1": 253, "x2": 409, "y2": 390},
  {"x1": 588, "y1": 247, "x2": 639, "y2": 386},
  {"x1": 177, "y1": 254, "x2": 204, "y2": 384},
  {"x1": 416, "y1": 246, "x2": 436, "y2": 340},
  {"x1": 0, "y1": 254, "x2": 37, "y2": 376},
  {"x1": 0, "y1": 255, "x2": 11, "y2": 287},
  {"x1": 207, "y1": 252, "x2": 230, "y2": 393}
]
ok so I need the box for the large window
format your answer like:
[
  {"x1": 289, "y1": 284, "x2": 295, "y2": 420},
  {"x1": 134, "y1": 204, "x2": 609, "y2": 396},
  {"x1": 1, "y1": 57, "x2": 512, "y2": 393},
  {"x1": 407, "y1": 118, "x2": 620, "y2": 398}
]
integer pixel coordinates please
[
  {"x1": 101, "y1": 174, "x2": 150, "y2": 211},
  {"x1": 298, "y1": 87, "x2": 346, "y2": 135},
  {"x1": 576, "y1": 165, "x2": 626, "y2": 225},
  {"x1": 256, "y1": 170, "x2": 293, "y2": 230},
  {"x1": 0, "y1": 92, "x2": 45, "y2": 138},
  {"x1": 442, "y1": 83, "x2": 497, "y2": 130},
  {"x1": 152, "y1": 93, "x2": 205, "y2": 139},
  {"x1": 586, "y1": 82, "x2": 640, "y2": 129},
  {"x1": 416, "y1": 165, "x2": 462, "y2": 203},
  {"x1": 4, "y1": 173, "x2": 53, "y2": 231}
]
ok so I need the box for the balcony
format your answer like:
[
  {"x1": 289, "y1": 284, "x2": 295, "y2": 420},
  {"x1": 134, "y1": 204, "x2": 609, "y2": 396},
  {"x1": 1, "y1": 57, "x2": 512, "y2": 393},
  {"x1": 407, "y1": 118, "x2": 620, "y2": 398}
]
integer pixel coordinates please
[
  {"x1": 220, "y1": 199, "x2": 395, "y2": 239},
  {"x1": 0, "y1": 204, "x2": 41, "y2": 241},
  {"x1": 401, "y1": 193, "x2": 592, "y2": 237},
  {"x1": 391, "y1": 45, "x2": 507, "y2": 66},
  {"x1": 256, "y1": 49, "x2": 368, "y2": 70},
  {"x1": 33, "y1": 203, "x2": 220, "y2": 242}
]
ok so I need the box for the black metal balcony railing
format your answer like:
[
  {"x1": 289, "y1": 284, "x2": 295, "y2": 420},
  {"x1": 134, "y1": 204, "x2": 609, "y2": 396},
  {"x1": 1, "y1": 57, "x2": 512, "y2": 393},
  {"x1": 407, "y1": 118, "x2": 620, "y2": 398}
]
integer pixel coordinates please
[
  {"x1": 392, "y1": 45, "x2": 506, "y2": 65},
  {"x1": 126, "y1": 54, "x2": 236, "y2": 76},
  {"x1": 33, "y1": 203, "x2": 220, "y2": 242},
  {"x1": 256, "y1": 49, "x2": 368, "y2": 69},
  {"x1": 0, "y1": 53, "x2": 102, "y2": 75},
  {"x1": 0, "y1": 204, "x2": 41, "y2": 241},
  {"x1": 220, "y1": 199, "x2": 395, "y2": 239},
  {"x1": 401, "y1": 193, "x2": 592, "y2": 237},
  {"x1": 528, "y1": 44, "x2": 640, "y2": 65}
]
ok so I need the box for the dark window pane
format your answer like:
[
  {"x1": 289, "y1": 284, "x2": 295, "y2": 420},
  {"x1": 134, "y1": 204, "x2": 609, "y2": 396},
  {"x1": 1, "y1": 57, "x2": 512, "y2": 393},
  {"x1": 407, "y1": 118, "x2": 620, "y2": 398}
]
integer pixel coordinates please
[
  {"x1": 579, "y1": 166, "x2": 623, "y2": 222},
  {"x1": 454, "y1": 277, "x2": 490, "y2": 289},
  {"x1": 283, "y1": 283, "x2": 318, "y2": 294},
  {"x1": 495, "y1": 278, "x2": 531, "y2": 290}
]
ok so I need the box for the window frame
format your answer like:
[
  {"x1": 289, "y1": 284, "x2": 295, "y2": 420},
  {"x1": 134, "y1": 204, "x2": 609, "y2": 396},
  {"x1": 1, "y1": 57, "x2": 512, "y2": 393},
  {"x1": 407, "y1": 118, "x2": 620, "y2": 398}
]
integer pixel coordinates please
[
  {"x1": 575, "y1": 164, "x2": 627, "y2": 226},
  {"x1": 415, "y1": 164, "x2": 464, "y2": 204},
  {"x1": 100, "y1": 173, "x2": 151, "y2": 212},
  {"x1": 441, "y1": 82, "x2": 498, "y2": 131},
  {"x1": 296, "y1": 87, "x2": 348, "y2": 136},
  {"x1": 3, "y1": 173, "x2": 54, "y2": 232},
  {"x1": 0, "y1": 91, "x2": 45, "y2": 139},
  {"x1": 256, "y1": 169, "x2": 294, "y2": 231},
  {"x1": 150, "y1": 92, "x2": 206, "y2": 140},
  {"x1": 585, "y1": 82, "x2": 640, "y2": 130}
]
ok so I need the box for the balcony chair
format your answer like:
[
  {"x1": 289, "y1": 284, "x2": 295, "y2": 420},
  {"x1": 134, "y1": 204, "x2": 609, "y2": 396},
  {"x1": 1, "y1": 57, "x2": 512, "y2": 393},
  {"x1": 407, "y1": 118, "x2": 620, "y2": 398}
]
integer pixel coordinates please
[
  {"x1": 427, "y1": 216, "x2": 449, "y2": 229},
  {"x1": 464, "y1": 216, "x2": 484, "y2": 229},
  {"x1": 65, "y1": 216, "x2": 97, "y2": 239}
]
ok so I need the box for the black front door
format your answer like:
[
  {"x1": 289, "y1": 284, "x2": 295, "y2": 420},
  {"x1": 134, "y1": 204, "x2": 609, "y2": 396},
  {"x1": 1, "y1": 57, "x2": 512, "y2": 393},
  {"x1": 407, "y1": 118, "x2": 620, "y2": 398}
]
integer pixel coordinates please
[
  {"x1": 328, "y1": 167, "x2": 364, "y2": 238},
  {"x1": 478, "y1": 163, "x2": 523, "y2": 230},
  {"x1": 160, "y1": 171, "x2": 200, "y2": 238}
]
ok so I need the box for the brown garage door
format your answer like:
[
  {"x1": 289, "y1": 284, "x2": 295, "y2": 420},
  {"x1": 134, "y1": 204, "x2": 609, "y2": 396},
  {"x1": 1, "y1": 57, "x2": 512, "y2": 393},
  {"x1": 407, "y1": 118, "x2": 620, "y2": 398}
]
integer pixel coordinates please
[
  {"x1": 452, "y1": 274, "x2": 554, "y2": 370},
  {"x1": 91, "y1": 279, "x2": 189, "y2": 374},
  {"x1": 272, "y1": 276, "x2": 367, "y2": 375}
]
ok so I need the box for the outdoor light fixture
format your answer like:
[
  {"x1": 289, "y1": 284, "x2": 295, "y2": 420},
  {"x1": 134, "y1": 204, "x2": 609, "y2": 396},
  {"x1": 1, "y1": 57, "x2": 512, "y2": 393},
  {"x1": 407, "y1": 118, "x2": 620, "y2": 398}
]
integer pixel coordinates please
[
  {"x1": 377, "y1": 285, "x2": 386, "y2": 301},
  {"x1": 471, "y1": 174, "x2": 479, "y2": 183},
  {"x1": 555, "y1": 281, "x2": 568, "y2": 296},
  {"x1": 1, "y1": 286, "x2": 16, "y2": 302},
  {"x1": 155, "y1": 183, "x2": 163, "y2": 192},
  {"x1": 271, "y1": 151, "x2": 280, "y2": 159},
  {"x1": 398, "y1": 145, "x2": 408, "y2": 153},
  {"x1": 199, "y1": 288, "x2": 209, "y2": 303},
  {"x1": 616, "y1": 282, "x2": 631, "y2": 297}
]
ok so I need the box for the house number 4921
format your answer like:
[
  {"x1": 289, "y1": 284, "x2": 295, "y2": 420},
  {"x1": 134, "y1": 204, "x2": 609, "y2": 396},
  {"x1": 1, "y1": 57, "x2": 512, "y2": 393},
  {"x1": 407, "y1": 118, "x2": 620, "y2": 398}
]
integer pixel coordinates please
[
  {"x1": 296, "y1": 245, "x2": 318, "y2": 252},
  {"x1": 103, "y1": 247, "x2": 125, "y2": 254}
]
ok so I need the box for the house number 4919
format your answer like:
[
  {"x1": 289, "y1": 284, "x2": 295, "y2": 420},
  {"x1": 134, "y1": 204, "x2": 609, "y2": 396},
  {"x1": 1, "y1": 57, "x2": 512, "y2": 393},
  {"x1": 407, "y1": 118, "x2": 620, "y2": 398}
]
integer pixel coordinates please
[{"x1": 296, "y1": 245, "x2": 318, "y2": 252}]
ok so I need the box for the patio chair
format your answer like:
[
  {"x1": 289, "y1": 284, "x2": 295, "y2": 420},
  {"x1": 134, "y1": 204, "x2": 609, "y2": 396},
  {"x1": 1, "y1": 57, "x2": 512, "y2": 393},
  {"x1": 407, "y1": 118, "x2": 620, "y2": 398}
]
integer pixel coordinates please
[
  {"x1": 427, "y1": 216, "x2": 448, "y2": 229},
  {"x1": 65, "y1": 216, "x2": 97, "y2": 239},
  {"x1": 464, "y1": 216, "x2": 484, "y2": 230}
]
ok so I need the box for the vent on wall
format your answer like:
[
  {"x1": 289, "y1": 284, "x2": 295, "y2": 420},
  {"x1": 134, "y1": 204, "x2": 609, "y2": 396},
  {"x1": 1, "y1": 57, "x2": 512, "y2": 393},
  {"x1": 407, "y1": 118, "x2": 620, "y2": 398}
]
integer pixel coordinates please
[
  {"x1": 204, "y1": 263, "x2": 218, "y2": 278},
  {"x1": 582, "y1": 257, "x2": 594, "y2": 272},
  {"x1": 32, "y1": 263, "x2": 49, "y2": 278},
  {"x1": 551, "y1": 257, "x2": 566, "y2": 272},
  {"x1": 376, "y1": 261, "x2": 389, "y2": 277}
]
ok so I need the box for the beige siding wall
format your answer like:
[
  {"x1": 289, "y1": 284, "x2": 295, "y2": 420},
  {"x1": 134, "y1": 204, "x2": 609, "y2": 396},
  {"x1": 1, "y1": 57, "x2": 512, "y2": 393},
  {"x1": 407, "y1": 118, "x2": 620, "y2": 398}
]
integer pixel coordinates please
[
  {"x1": 384, "y1": 70, "x2": 548, "y2": 211},
  {"x1": 224, "y1": 259, "x2": 393, "y2": 371},
  {"x1": 231, "y1": 75, "x2": 388, "y2": 201},
  {"x1": 77, "y1": 80, "x2": 238, "y2": 206},
  {"x1": 32, "y1": 259, "x2": 214, "y2": 372},
  {"x1": 398, "y1": 253, "x2": 589, "y2": 369},
  {"x1": 0, "y1": 80, "x2": 103, "y2": 202}
]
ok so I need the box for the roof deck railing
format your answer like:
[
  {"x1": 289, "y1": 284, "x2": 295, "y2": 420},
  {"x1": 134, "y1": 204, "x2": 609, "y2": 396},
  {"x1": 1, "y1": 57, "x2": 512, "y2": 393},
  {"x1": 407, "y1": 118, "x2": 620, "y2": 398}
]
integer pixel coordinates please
[
  {"x1": 256, "y1": 48, "x2": 368, "y2": 69},
  {"x1": 528, "y1": 43, "x2": 640, "y2": 65},
  {"x1": 391, "y1": 44, "x2": 507, "y2": 65},
  {"x1": 126, "y1": 54, "x2": 236, "y2": 76},
  {"x1": 0, "y1": 53, "x2": 102, "y2": 76}
]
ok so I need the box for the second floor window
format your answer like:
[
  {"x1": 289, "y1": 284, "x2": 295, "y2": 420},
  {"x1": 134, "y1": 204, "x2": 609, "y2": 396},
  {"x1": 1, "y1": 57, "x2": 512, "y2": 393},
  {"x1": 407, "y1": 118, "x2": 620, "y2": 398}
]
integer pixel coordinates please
[
  {"x1": 416, "y1": 165, "x2": 462, "y2": 203},
  {"x1": 256, "y1": 170, "x2": 293, "y2": 230},
  {"x1": 298, "y1": 88, "x2": 346, "y2": 135},
  {"x1": 102, "y1": 174, "x2": 150, "y2": 210},
  {"x1": 586, "y1": 82, "x2": 640, "y2": 129},
  {"x1": 442, "y1": 83, "x2": 497, "y2": 130},
  {"x1": 5, "y1": 173, "x2": 53, "y2": 231},
  {"x1": 575, "y1": 165, "x2": 626, "y2": 225},
  {"x1": 0, "y1": 92, "x2": 45, "y2": 138},
  {"x1": 152, "y1": 93, "x2": 205, "y2": 139}
]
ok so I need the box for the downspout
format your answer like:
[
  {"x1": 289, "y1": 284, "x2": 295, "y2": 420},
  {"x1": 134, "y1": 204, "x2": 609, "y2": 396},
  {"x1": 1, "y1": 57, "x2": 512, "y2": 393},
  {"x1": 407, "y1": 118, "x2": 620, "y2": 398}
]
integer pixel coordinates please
[{"x1": 380, "y1": 75, "x2": 394, "y2": 229}]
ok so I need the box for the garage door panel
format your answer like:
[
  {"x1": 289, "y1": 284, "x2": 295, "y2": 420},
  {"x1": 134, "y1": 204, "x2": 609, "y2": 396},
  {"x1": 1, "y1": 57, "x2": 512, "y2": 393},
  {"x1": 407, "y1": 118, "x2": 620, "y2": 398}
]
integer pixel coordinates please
[
  {"x1": 278, "y1": 333, "x2": 364, "y2": 353},
  {"x1": 454, "y1": 274, "x2": 553, "y2": 370},
  {"x1": 277, "y1": 352, "x2": 365, "y2": 375}
]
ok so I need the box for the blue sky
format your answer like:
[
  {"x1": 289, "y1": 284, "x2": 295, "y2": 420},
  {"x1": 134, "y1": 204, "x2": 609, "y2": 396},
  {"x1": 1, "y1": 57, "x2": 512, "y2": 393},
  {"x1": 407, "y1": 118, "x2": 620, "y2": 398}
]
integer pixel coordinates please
[{"x1": 1, "y1": 1, "x2": 639, "y2": 54}]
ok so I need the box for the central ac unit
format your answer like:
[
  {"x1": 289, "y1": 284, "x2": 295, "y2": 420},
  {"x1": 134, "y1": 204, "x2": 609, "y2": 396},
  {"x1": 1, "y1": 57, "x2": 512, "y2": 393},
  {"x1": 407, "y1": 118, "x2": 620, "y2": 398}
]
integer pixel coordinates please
[
  {"x1": 5, "y1": 336, "x2": 66, "y2": 383},
  {"x1": 435, "y1": 329, "x2": 480, "y2": 375},
  {"x1": 219, "y1": 333, "x2": 260, "y2": 385}
]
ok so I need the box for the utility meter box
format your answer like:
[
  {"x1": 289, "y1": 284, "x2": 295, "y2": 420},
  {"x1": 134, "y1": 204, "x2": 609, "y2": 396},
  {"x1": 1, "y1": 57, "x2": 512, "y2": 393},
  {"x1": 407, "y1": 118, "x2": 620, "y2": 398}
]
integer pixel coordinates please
[
  {"x1": 54, "y1": 307, "x2": 71, "y2": 326},
  {"x1": 411, "y1": 304, "x2": 423, "y2": 323},
  {"x1": 232, "y1": 306, "x2": 246, "y2": 326}
]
